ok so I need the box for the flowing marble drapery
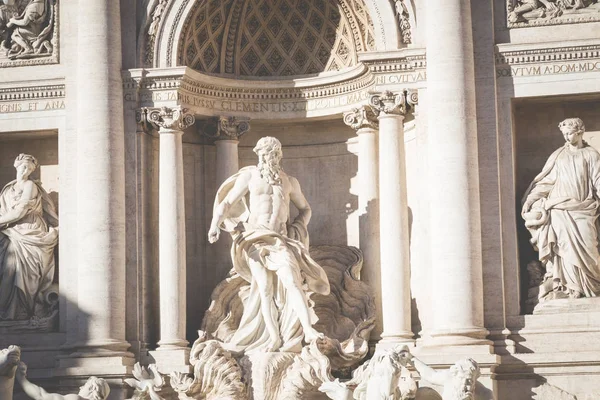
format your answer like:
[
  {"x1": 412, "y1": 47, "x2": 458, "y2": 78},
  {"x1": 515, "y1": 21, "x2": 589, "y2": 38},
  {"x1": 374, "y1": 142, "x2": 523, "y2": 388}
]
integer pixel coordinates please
[
  {"x1": 210, "y1": 167, "x2": 329, "y2": 354},
  {"x1": 0, "y1": 180, "x2": 58, "y2": 320},
  {"x1": 523, "y1": 143, "x2": 600, "y2": 298}
]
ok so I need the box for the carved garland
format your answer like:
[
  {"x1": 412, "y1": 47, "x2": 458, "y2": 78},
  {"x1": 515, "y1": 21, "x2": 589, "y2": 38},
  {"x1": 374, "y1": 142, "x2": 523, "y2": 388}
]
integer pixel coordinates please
[
  {"x1": 223, "y1": 0, "x2": 246, "y2": 74},
  {"x1": 145, "y1": 0, "x2": 171, "y2": 67}
]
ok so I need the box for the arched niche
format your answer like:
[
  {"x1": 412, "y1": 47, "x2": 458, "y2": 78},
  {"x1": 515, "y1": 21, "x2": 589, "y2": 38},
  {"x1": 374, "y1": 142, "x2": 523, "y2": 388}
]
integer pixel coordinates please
[{"x1": 142, "y1": 0, "x2": 402, "y2": 71}]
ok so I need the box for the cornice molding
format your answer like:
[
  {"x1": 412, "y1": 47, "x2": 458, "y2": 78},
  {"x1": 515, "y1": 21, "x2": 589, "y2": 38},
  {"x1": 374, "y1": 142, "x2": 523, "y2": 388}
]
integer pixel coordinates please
[{"x1": 0, "y1": 84, "x2": 65, "y2": 101}]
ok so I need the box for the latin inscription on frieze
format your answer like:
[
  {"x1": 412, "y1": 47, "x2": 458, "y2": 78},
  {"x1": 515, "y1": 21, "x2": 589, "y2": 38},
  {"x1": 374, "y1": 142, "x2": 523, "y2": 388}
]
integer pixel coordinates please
[
  {"x1": 0, "y1": 100, "x2": 65, "y2": 114},
  {"x1": 497, "y1": 61, "x2": 600, "y2": 78}
]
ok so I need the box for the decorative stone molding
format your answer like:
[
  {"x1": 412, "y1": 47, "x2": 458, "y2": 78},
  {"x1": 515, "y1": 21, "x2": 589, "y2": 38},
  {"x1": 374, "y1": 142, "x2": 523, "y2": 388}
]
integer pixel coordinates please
[
  {"x1": 495, "y1": 42, "x2": 600, "y2": 78},
  {"x1": 506, "y1": 0, "x2": 600, "y2": 28},
  {"x1": 124, "y1": 50, "x2": 427, "y2": 119},
  {"x1": 343, "y1": 105, "x2": 379, "y2": 130},
  {"x1": 146, "y1": 106, "x2": 195, "y2": 131},
  {"x1": 496, "y1": 43, "x2": 600, "y2": 66},
  {"x1": 0, "y1": 0, "x2": 59, "y2": 68},
  {"x1": 369, "y1": 89, "x2": 417, "y2": 116}
]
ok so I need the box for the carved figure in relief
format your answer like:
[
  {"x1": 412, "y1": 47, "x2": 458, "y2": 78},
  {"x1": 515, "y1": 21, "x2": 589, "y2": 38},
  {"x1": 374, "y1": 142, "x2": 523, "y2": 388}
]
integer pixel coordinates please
[
  {"x1": 16, "y1": 362, "x2": 110, "y2": 400},
  {"x1": 508, "y1": 0, "x2": 597, "y2": 23},
  {"x1": 208, "y1": 136, "x2": 330, "y2": 353},
  {"x1": 522, "y1": 118, "x2": 600, "y2": 301},
  {"x1": 0, "y1": 345, "x2": 20, "y2": 400},
  {"x1": 5, "y1": 0, "x2": 53, "y2": 59},
  {"x1": 0, "y1": 0, "x2": 18, "y2": 48},
  {"x1": 0, "y1": 154, "x2": 58, "y2": 321}
]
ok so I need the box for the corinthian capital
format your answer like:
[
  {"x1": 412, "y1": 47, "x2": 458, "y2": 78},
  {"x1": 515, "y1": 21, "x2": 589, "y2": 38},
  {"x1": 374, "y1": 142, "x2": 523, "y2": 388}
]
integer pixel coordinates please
[
  {"x1": 343, "y1": 105, "x2": 379, "y2": 130},
  {"x1": 217, "y1": 116, "x2": 251, "y2": 139},
  {"x1": 369, "y1": 90, "x2": 418, "y2": 116},
  {"x1": 146, "y1": 106, "x2": 196, "y2": 131}
]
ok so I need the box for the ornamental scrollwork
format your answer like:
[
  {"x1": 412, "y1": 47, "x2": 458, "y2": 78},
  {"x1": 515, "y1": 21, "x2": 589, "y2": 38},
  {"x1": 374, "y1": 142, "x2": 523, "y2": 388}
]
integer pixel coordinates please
[
  {"x1": 146, "y1": 106, "x2": 195, "y2": 131},
  {"x1": 369, "y1": 90, "x2": 417, "y2": 116},
  {"x1": 343, "y1": 105, "x2": 379, "y2": 130}
]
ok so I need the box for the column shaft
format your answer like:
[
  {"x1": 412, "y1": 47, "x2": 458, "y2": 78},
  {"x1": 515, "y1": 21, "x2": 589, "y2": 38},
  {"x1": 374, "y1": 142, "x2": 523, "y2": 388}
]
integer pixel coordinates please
[
  {"x1": 216, "y1": 139, "x2": 240, "y2": 186},
  {"x1": 157, "y1": 129, "x2": 188, "y2": 349},
  {"x1": 426, "y1": 0, "x2": 488, "y2": 345},
  {"x1": 356, "y1": 127, "x2": 382, "y2": 339},
  {"x1": 378, "y1": 113, "x2": 413, "y2": 343},
  {"x1": 75, "y1": 0, "x2": 129, "y2": 353}
]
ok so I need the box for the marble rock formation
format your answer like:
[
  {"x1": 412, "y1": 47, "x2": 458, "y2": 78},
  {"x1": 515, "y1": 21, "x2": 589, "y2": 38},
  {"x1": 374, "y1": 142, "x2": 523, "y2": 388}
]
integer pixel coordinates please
[
  {"x1": 410, "y1": 356, "x2": 480, "y2": 400},
  {"x1": 320, "y1": 345, "x2": 417, "y2": 400},
  {"x1": 0, "y1": 153, "x2": 59, "y2": 332},
  {"x1": 175, "y1": 137, "x2": 375, "y2": 399},
  {"x1": 0, "y1": 345, "x2": 20, "y2": 400},
  {"x1": 16, "y1": 361, "x2": 110, "y2": 399},
  {"x1": 522, "y1": 118, "x2": 600, "y2": 303},
  {"x1": 320, "y1": 347, "x2": 481, "y2": 400},
  {"x1": 125, "y1": 363, "x2": 165, "y2": 400}
]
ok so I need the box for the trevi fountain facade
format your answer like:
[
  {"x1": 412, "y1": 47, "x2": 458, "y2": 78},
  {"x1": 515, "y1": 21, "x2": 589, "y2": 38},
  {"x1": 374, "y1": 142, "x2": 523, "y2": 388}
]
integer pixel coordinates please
[{"x1": 1, "y1": 0, "x2": 600, "y2": 399}]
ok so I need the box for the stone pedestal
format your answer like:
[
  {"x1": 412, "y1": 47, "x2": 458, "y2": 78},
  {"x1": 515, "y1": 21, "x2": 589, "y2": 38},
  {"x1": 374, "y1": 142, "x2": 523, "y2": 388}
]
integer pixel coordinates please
[{"x1": 425, "y1": 0, "x2": 489, "y2": 347}]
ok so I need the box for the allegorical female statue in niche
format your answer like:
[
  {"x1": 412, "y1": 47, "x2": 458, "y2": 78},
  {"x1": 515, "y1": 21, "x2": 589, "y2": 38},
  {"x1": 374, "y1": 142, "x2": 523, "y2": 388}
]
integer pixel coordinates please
[
  {"x1": 0, "y1": 154, "x2": 58, "y2": 321},
  {"x1": 522, "y1": 118, "x2": 600, "y2": 301}
]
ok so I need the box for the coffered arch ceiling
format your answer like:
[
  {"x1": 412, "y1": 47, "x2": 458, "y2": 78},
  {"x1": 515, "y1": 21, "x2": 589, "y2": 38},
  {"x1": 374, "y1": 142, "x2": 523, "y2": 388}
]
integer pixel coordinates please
[{"x1": 178, "y1": 0, "x2": 378, "y2": 77}]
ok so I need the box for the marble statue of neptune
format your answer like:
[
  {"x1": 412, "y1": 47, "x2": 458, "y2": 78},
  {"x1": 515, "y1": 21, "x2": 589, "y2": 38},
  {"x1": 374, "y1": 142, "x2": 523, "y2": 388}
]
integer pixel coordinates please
[
  {"x1": 208, "y1": 136, "x2": 330, "y2": 353},
  {"x1": 523, "y1": 118, "x2": 600, "y2": 300},
  {"x1": 0, "y1": 154, "x2": 58, "y2": 320}
]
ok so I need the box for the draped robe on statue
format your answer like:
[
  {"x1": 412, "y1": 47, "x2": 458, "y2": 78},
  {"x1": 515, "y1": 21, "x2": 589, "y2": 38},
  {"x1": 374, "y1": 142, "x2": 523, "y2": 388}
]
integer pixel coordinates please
[
  {"x1": 0, "y1": 180, "x2": 58, "y2": 320},
  {"x1": 523, "y1": 144, "x2": 600, "y2": 297},
  {"x1": 212, "y1": 166, "x2": 329, "y2": 354}
]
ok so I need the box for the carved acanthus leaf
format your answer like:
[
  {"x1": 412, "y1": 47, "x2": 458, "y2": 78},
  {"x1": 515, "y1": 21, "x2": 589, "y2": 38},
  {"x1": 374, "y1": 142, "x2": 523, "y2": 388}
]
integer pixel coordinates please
[
  {"x1": 343, "y1": 105, "x2": 379, "y2": 130},
  {"x1": 146, "y1": 106, "x2": 195, "y2": 131}
]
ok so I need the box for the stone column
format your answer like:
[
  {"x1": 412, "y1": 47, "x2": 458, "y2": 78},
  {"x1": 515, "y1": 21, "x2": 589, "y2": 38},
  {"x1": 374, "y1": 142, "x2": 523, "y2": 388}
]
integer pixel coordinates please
[
  {"x1": 148, "y1": 107, "x2": 196, "y2": 373},
  {"x1": 215, "y1": 116, "x2": 251, "y2": 185},
  {"x1": 68, "y1": 0, "x2": 131, "y2": 371},
  {"x1": 425, "y1": 0, "x2": 489, "y2": 346},
  {"x1": 209, "y1": 117, "x2": 251, "y2": 283},
  {"x1": 343, "y1": 106, "x2": 383, "y2": 339},
  {"x1": 369, "y1": 91, "x2": 417, "y2": 346}
]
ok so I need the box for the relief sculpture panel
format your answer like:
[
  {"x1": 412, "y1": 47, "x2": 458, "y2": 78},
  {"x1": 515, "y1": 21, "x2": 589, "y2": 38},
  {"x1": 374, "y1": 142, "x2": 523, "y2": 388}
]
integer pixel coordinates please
[
  {"x1": 0, "y1": 0, "x2": 57, "y2": 67},
  {"x1": 507, "y1": 0, "x2": 600, "y2": 27}
]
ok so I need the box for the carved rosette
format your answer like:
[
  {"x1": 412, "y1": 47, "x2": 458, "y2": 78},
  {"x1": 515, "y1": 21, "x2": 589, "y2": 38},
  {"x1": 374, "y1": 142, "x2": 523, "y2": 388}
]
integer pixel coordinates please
[
  {"x1": 343, "y1": 105, "x2": 379, "y2": 131},
  {"x1": 369, "y1": 90, "x2": 417, "y2": 116},
  {"x1": 145, "y1": 106, "x2": 195, "y2": 131},
  {"x1": 217, "y1": 116, "x2": 251, "y2": 140}
]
